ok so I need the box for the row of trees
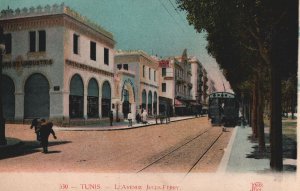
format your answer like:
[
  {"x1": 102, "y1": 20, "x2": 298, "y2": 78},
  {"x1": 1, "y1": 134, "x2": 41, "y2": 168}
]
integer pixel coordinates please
[{"x1": 176, "y1": 0, "x2": 298, "y2": 171}]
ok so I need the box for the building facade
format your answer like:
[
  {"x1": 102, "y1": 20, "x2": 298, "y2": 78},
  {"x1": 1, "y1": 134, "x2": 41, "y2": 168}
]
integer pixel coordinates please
[
  {"x1": 0, "y1": 4, "x2": 115, "y2": 124},
  {"x1": 207, "y1": 78, "x2": 217, "y2": 95},
  {"x1": 158, "y1": 50, "x2": 207, "y2": 116},
  {"x1": 189, "y1": 56, "x2": 203, "y2": 104},
  {"x1": 158, "y1": 58, "x2": 174, "y2": 116},
  {"x1": 114, "y1": 50, "x2": 159, "y2": 119},
  {"x1": 170, "y1": 49, "x2": 194, "y2": 115}
]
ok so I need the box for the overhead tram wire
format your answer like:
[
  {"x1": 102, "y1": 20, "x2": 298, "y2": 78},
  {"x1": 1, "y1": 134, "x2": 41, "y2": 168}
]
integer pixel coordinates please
[
  {"x1": 158, "y1": 0, "x2": 185, "y2": 32},
  {"x1": 167, "y1": 0, "x2": 189, "y2": 27}
]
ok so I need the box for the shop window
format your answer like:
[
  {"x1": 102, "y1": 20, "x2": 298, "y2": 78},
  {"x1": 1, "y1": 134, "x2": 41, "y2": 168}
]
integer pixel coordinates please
[{"x1": 104, "y1": 47, "x2": 109, "y2": 65}]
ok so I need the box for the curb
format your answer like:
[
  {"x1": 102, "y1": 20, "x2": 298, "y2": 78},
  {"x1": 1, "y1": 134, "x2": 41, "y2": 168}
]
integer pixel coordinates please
[
  {"x1": 217, "y1": 125, "x2": 239, "y2": 173},
  {"x1": 53, "y1": 116, "x2": 197, "y2": 131}
]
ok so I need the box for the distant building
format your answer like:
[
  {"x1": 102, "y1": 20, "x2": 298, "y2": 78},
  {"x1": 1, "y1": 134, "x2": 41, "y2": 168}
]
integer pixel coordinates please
[
  {"x1": 189, "y1": 56, "x2": 203, "y2": 104},
  {"x1": 115, "y1": 50, "x2": 159, "y2": 118},
  {"x1": 208, "y1": 78, "x2": 217, "y2": 95},
  {"x1": 158, "y1": 49, "x2": 210, "y2": 116},
  {"x1": 158, "y1": 58, "x2": 174, "y2": 116},
  {"x1": 0, "y1": 4, "x2": 115, "y2": 124}
]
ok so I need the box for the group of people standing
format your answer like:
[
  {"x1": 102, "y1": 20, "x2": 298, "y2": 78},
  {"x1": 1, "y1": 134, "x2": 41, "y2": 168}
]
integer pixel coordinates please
[
  {"x1": 108, "y1": 109, "x2": 148, "y2": 127},
  {"x1": 135, "y1": 109, "x2": 148, "y2": 125},
  {"x1": 30, "y1": 118, "x2": 57, "y2": 154},
  {"x1": 125, "y1": 109, "x2": 148, "y2": 127}
]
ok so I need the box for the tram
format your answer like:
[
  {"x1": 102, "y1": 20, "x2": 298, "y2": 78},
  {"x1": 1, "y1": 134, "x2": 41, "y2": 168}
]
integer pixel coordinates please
[{"x1": 208, "y1": 92, "x2": 239, "y2": 126}]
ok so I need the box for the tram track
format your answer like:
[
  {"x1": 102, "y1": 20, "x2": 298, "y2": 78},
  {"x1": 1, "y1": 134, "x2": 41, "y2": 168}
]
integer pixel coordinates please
[
  {"x1": 137, "y1": 126, "x2": 224, "y2": 173},
  {"x1": 185, "y1": 131, "x2": 223, "y2": 175}
]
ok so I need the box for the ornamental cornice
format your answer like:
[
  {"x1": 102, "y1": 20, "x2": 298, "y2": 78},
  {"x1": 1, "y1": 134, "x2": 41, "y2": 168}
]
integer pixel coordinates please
[
  {"x1": 116, "y1": 70, "x2": 135, "y2": 78},
  {"x1": 0, "y1": 3, "x2": 113, "y2": 38},
  {"x1": 2, "y1": 59, "x2": 53, "y2": 68},
  {"x1": 0, "y1": 14, "x2": 115, "y2": 48},
  {"x1": 65, "y1": 59, "x2": 114, "y2": 78},
  {"x1": 0, "y1": 14, "x2": 64, "y2": 31},
  {"x1": 140, "y1": 81, "x2": 159, "y2": 89},
  {"x1": 0, "y1": 4, "x2": 115, "y2": 47},
  {"x1": 63, "y1": 15, "x2": 114, "y2": 48},
  {"x1": 140, "y1": 57, "x2": 159, "y2": 71},
  {"x1": 116, "y1": 50, "x2": 158, "y2": 67}
]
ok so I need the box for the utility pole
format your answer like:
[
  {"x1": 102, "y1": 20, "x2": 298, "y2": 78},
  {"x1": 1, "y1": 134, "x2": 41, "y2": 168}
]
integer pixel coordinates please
[{"x1": 0, "y1": 26, "x2": 7, "y2": 145}]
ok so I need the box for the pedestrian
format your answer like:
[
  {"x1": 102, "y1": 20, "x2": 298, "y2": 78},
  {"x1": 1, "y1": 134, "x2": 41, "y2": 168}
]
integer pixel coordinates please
[
  {"x1": 135, "y1": 112, "x2": 141, "y2": 123},
  {"x1": 38, "y1": 119, "x2": 57, "y2": 153},
  {"x1": 198, "y1": 104, "x2": 203, "y2": 117},
  {"x1": 109, "y1": 111, "x2": 113, "y2": 126},
  {"x1": 127, "y1": 111, "x2": 133, "y2": 127},
  {"x1": 193, "y1": 106, "x2": 198, "y2": 118},
  {"x1": 219, "y1": 102, "x2": 226, "y2": 131},
  {"x1": 30, "y1": 118, "x2": 41, "y2": 141},
  {"x1": 166, "y1": 107, "x2": 170, "y2": 124},
  {"x1": 142, "y1": 109, "x2": 148, "y2": 124}
]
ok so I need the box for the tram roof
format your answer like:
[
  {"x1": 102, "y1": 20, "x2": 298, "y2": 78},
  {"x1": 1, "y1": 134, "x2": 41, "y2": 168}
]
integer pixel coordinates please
[{"x1": 209, "y1": 92, "x2": 235, "y2": 99}]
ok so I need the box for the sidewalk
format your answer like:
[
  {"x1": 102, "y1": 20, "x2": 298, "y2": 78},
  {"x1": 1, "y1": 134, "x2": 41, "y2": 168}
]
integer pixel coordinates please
[
  {"x1": 53, "y1": 115, "x2": 196, "y2": 131},
  {"x1": 218, "y1": 125, "x2": 270, "y2": 173},
  {"x1": 218, "y1": 124, "x2": 297, "y2": 173}
]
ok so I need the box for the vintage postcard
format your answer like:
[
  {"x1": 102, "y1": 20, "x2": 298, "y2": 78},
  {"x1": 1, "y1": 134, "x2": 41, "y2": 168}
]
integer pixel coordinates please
[{"x1": 0, "y1": 0, "x2": 298, "y2": 190}]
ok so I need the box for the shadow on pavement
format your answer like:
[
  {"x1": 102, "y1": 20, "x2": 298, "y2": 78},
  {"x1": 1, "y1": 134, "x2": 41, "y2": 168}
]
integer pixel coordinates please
[
  {"x1": 0, "y1": 140, "x2": 71, "y2": 160},
  {"x1": 245, "y1": 132, "x2": 297, "y2": 172},
  {"x1": 44, "y1": 150, "x2": 62, "y2": 154}
]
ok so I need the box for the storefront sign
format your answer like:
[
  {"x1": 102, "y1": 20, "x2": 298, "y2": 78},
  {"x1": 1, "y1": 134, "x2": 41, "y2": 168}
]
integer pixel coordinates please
[{"x1": 159, "y1": 60, "x2": 169, "y2": 67}]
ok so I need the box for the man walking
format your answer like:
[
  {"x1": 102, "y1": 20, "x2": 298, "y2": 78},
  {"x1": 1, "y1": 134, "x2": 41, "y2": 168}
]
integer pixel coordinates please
[
  {"x1": 127, "y1": 111, "x2": 133, "y2": 127},
  {"x1": 109, "y1": 111, "x2": 113, "y2": 126},
  {"x1": 38, "y1": 119, "x2": 57, "y2": 153},
  {"x1": 30, "y1": 118, "x2": 41, "y2": 141}
]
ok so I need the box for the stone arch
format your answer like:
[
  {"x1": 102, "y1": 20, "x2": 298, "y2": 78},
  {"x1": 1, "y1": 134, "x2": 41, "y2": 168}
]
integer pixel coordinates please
[
  {"x1": 142, "y1": 89, "x2": 147, "y2": 111},
  {"x1": 87, "y1": 78, "x2": 99, "y2": 118},
  {"x1": 22, "y1": 71, "x2": 53, "y2": 92},
  {"x1": 24, "y1": 73, "x2": 50, "y2": 118},
  {"x1": 148, "y1": 90, "x2": 152, "y2": 115},
  {"x1": 154, "y1": 91, "x2": 158, "y2": 115},
  {"x1": 69, "y1": 74, "x2": 84, "y2": 118},
  {"x1": 121, "y1": 79, "x2": 135, "y2": 103},
  {"x1": 1, "y1": 75, "x2": 15, "y2": 120},
  {"x1": 101, "y1": 80, "x2": 111, "y2": 117},
  {"x1": 121, "y1": 79, "x2": 135, "y2": 118}
]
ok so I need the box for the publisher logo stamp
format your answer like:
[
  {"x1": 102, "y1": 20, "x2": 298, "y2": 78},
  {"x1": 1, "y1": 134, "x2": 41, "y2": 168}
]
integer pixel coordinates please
[{"x1": 250, "y1": 182, "x2": 263, "y2": 191}]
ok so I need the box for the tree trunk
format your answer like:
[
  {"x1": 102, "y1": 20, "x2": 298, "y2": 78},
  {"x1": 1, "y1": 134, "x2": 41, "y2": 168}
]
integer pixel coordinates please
[
  {"x1": 0, "y1": 27, "x2": 7, "y2": 145},
  {"x1": 257, "y1": 71, "x2": 266, "y2": 152},
  {"x1": 251, "y1": 79, "x2": 258, "y2": 139},
  {"x1": 291, "y1": 98, "x2": 295, "y2": 119},
  {"x1": 269, "y1": 56, "x2": 283, "y2": 171}
]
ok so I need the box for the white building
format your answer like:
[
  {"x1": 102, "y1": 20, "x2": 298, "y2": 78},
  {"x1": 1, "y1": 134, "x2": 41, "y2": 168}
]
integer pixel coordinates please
[
  {"x1": 0, "y1": 4, "x2": 115, "y2": 125},
  {"x1": 158, "y1": 58, "x2": 174, "y2": 115},
  {"x1": 189, "y1": 56, "x2": 203, "y2": 104},
  {"x1": 115, "y1": 50, "x2": 159, "y2": 117},
  {"x1": 158, "y1": 49, "x2": 195, "y2": 116}
]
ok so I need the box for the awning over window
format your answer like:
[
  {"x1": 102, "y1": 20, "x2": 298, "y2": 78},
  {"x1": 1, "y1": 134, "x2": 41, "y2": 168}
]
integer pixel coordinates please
[{"x1": 175, "y1": 99, "x2": 186, "y2": 107}]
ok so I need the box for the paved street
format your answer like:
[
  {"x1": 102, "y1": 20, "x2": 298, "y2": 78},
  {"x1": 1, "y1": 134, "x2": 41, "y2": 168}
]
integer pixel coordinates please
[{"x1": 0, "y1": 117, "x2": 233, "y2": 173}]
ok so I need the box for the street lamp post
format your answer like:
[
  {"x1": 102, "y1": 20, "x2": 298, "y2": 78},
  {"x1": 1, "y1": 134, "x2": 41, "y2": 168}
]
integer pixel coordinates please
[{"x1": 0, "y1": 26, "x2": 7, "y2": 145}]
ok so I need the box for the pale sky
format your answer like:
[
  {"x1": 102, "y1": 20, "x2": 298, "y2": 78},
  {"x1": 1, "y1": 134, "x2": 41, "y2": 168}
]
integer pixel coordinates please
[{"x1": 0, "y1": 0, "x2": 231, "y2": 92}]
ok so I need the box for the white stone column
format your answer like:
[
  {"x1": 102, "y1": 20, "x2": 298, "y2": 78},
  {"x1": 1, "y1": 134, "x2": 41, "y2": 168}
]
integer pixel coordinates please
[
  {"x1": 49, "y1": 90, "x2": 64, "y2": 120},
  {"x1": 99, "y1": 95, "x2": 102, "y2": 119},
  {"x1": 131, "y1": 102, "x2": 136, "y2": 122},
  {"x1": 83, "y1": 91, "x2": 87, "y2": 119},
  {"x1": 156, "y1": 101, "x2": 159, "y2": 115},
  {"x1": 62, "y1": 91, "x2": 70, "y2": 120}
]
